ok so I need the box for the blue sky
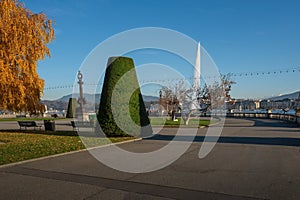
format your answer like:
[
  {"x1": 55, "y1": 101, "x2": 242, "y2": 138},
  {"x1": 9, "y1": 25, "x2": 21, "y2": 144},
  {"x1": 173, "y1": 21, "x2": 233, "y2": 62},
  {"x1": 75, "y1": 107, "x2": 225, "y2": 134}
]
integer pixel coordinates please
[{"x1": 22, "y1": 0, "x2": 300, "y2": 100}]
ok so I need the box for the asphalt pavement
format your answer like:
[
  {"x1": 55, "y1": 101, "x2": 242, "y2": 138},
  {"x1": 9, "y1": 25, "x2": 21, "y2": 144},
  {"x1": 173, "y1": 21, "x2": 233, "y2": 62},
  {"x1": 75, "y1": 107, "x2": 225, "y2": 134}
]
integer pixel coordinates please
[{"x1": 1, "y1": 118, "x2": 300, "y2": 200}]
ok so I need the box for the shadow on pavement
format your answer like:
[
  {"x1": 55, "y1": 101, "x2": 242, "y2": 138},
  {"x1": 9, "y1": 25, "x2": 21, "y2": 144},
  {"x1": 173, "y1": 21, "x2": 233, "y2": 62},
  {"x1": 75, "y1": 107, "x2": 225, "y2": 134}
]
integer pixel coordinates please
[
  {"x1": 144, "y1": 134, "x2": 300, "y2": 147},
  {"x1": 223, "y1": 118, "x2": 297, "y2": 128},
  {"x1": 251, "y1": 118, "x2": 297, "y2": 128}
]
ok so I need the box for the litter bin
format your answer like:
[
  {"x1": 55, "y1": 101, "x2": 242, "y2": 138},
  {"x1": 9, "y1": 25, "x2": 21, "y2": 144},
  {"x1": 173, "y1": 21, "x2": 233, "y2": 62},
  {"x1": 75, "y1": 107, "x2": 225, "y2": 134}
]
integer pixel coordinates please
[
  {"x1": 44, "y1": 120, "x2": 56, "y2": 131},
  {"x1": 89, "y1": 114, "x2": 97, "y2": 126}
]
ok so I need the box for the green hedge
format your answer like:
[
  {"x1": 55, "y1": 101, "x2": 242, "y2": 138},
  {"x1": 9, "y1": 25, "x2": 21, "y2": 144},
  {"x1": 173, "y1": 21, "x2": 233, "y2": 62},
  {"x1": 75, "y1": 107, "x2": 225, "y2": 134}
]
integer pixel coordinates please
[
  {"x1": 97, "y1": 57, "x2": 152, "y2": 137},
  {"x1": 66, "y1": 98, "x2": 78, "y2": 118}
]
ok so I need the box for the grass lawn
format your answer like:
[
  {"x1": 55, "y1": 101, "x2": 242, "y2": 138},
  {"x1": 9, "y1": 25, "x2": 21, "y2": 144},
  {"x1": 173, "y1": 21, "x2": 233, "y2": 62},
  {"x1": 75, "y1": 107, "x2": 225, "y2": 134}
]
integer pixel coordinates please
[
  {"x1": 0, "y1": 130, "x2": 133, "y2": 165},
  {"x1": 0, "y1": 117, "x2": 216, "y2": 165},
  {"x1": 150, "y1": 117, "x2": 214, "y2": 127}
]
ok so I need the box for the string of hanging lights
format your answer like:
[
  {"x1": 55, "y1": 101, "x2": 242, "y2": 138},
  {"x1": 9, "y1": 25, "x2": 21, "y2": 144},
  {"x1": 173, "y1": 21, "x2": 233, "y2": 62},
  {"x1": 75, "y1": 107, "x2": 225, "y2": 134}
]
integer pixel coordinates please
[{"x1": 44, "y1": 67, "x2": 300, "y2": 91}]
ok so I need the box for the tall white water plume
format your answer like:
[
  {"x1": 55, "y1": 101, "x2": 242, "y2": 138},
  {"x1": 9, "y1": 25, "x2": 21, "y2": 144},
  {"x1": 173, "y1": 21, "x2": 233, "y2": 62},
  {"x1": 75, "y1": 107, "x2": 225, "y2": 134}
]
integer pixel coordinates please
[
  {"x1": 189, "y1": 42, "x2": 201, "y2": 111},
  {"x1": 193, "y1": 42, "x2": 201, "y2": 89}
]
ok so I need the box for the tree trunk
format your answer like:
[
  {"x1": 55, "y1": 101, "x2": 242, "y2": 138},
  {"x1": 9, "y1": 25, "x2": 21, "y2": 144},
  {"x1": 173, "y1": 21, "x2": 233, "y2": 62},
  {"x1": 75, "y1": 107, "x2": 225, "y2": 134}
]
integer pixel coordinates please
[
  {"x1": 182, "y1": 112, "x2": 192, "y2": 125},
  {"x1": 183, "y1": 117, "x2": 189, "y2": 125}
]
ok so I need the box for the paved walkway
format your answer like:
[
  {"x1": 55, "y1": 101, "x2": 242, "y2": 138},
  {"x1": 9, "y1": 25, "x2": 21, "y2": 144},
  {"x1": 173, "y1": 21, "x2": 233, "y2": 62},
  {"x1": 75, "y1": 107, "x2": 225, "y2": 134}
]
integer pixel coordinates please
[{"x1": 0, "y1": 118, "x2": 300, "y2": 200}]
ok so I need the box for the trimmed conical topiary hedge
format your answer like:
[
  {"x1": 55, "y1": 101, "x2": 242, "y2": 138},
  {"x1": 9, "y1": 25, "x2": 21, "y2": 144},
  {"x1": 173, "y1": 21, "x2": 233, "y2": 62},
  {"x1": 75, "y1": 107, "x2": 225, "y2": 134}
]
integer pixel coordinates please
[
  {"x1": 66, "y1": 98, "x2": 78, "y2": 118},
  {"x1": 97, "y1": 57, "x2": 152, "y2": 137}
]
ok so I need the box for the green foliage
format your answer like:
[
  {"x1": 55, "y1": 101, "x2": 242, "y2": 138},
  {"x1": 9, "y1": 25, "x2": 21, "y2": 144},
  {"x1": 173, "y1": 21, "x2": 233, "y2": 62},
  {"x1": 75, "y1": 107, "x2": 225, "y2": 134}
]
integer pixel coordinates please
[
  {"x1": 98, "y1": 57, "x2": 152, "y2": 137},
  {"x1": 66, "y1": 98, "x2": 78, "y2": 118}
]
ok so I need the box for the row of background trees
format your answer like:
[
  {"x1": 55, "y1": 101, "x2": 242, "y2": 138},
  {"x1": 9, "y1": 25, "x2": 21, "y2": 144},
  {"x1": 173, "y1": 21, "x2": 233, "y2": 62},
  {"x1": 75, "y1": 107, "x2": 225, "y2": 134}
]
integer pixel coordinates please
[{"x1": 160, "y1": 74, "x2": 236, "y2": 125}]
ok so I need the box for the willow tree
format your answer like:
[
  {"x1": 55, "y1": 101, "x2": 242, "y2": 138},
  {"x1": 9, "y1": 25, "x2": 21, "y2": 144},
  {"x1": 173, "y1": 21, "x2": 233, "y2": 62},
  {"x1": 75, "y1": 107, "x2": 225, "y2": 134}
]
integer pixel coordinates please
[{"x1": 0, "y1": 0, "x2": 54, "y2": 113}]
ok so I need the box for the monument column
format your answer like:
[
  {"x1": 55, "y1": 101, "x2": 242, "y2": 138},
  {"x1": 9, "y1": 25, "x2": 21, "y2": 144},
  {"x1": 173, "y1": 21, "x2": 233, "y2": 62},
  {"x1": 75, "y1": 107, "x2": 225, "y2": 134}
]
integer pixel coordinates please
[{"x1": 77, "y1": 71, "x2": 86, "y2": 121}]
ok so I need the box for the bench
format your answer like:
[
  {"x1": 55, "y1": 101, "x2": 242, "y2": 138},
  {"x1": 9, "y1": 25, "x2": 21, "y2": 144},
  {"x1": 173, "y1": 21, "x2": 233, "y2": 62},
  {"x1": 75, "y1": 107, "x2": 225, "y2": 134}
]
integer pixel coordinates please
[
  {"x1": 71, "y1": 121, "x2": 95, "y2": 131},
  {"x1": 16, "y1": 115, "x2": 26, "y2": 118},
  {"x1": 17, "y1": 121, "x2": 42, "y2": 130}
]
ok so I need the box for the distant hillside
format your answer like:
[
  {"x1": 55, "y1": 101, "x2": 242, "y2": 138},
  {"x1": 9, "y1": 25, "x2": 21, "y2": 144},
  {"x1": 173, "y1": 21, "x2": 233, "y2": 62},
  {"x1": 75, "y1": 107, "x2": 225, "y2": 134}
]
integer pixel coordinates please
[
  {"x1": 42, "y1": 94, "x2": 158, "y2": 111},
  {"x1": 56, "y1": 93, "x2": 158, "y2": 103},
  {"x1": 57, "y1": 93, "x2": 101, "y2": 103},
  {"x1": 142, "y1": 95, "x2": 159, "y2": 102},
  {"x1": 41, "y1": 100, "x2": 68, "y2": 111},
  {"x1": 266, "y1": 91, "x2": 300, "y2": 101}
]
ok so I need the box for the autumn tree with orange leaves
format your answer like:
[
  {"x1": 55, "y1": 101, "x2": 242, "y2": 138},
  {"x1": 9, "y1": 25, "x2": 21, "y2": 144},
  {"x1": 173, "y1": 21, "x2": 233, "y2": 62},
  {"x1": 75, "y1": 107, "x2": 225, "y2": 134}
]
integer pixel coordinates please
[{"x1": 0, "y1": 0, "x2": 54, "y2": 114}]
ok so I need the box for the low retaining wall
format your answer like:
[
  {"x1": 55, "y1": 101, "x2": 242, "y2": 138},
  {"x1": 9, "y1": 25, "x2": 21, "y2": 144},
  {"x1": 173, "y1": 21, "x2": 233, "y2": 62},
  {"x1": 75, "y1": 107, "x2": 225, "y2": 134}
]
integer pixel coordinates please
[
  {"x1": 226, "y1": 112, "x2": 300, "y2": 126},
  {"x1": 0, "y1": 114, "x2": 16, "y2": 118}
]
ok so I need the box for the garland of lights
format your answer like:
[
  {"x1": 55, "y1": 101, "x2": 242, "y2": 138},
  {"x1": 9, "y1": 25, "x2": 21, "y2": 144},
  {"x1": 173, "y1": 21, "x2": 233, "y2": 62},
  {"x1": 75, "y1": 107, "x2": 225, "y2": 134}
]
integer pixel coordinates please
[{"x1": 44, "y1": 67, "x2": 300, "y2": 91}]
